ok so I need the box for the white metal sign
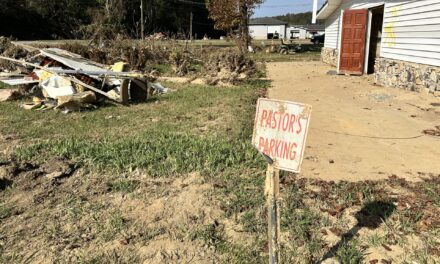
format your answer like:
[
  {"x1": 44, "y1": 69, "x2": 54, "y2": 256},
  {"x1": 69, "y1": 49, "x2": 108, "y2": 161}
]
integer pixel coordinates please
[{"x1": 252, "y1": 98, "x2": 312, "y2": 173}]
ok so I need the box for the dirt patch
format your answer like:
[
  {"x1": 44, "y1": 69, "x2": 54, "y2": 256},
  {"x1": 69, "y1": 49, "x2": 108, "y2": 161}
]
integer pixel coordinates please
[
  {"x1": 267, "y1": 61, "x2": 440, "y2": 181},
  {"x1": 0, "y1": 166, "x2": 247, "y2": 263}
]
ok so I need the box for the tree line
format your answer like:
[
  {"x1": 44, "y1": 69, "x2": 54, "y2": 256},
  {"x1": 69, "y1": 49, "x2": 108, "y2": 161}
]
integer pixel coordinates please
[
  {"x1": 273, "y1": 12, "x2": 323, "y2": 26},
  {"x1": 0, "y1": 0, "x2": 223, "y2": 40}
]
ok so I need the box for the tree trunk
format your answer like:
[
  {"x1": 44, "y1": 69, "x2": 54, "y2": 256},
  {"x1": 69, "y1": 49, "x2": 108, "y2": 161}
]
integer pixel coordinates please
[{"x1": 239, "y1": 1, "x2": 249, "y2": 54}]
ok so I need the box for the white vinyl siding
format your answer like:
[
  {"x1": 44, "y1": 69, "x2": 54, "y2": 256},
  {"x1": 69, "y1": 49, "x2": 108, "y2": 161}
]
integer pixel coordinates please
[
  {"x1": 249, "y1": 25, "x2": 268, "y2": 39},
  {"x1": 381, "y1": 0, "x2": 440, "y2": 66},
  {"x1": 324, "y1": 10, "x2": 341, "y2": 48},
  {"x1": 268, "y1": 25, "x2": 286, "y2": 39},
  {"x1": 249, "y1": 25, "x2": 286, "y2": 39}
]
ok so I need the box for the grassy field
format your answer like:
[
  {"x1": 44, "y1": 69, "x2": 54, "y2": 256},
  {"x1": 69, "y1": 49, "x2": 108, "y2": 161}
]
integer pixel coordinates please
[
  {"x1": 0, "y1": 50, "x2": 439, "y2": 263},
  {"x1": 251, "y1": 51, "x2": 321, "y2": 63}
]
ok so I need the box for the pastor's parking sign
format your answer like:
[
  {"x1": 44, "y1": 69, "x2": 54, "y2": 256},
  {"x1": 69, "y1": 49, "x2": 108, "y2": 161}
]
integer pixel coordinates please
[{"x1": 252, "y1": 98, "x2": 312, "y2": 173}]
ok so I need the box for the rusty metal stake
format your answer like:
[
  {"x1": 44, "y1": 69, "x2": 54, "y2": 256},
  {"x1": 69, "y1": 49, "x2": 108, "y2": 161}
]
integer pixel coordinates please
[{"x1": 266, "y1": 164, "x2": 280, "y2": 264}]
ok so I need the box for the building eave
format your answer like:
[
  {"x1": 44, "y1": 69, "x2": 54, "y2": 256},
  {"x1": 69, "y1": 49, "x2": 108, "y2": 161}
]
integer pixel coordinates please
[{"x1": 316, "y1": 0, "x2": 342, "y2": 20}]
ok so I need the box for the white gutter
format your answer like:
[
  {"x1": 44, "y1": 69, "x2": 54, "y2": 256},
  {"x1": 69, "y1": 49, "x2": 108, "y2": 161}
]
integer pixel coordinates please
[{"x1": 316, "y1": 0, "x2": 342, "y2": 20}]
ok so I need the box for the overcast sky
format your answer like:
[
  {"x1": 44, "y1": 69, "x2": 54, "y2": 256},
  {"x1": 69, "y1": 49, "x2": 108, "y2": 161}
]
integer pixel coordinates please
[{"x1": 253, "y1": 0, "x2": 327, "y2": 17}]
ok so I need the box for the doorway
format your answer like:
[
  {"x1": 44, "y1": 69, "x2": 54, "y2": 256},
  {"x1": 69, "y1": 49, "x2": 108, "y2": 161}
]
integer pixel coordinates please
[{"x1": 367, "y1": 6, "x2": 384, "y2": 74}]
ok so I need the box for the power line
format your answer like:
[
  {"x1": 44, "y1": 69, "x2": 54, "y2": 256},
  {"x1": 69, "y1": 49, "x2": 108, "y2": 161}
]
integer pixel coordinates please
[{"x1": 261, "y1": 4, "x2": 311, "y2": 8}]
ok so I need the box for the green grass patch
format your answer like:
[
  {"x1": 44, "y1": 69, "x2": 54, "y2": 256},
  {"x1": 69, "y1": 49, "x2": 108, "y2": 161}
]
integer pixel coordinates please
[
  {"x1": 107, "y1": 179, "x2": 140, "y2": 193},
  {"x1": 153, "y1": 63, "x2": 173, "y2": 75},
  {"x1": 2, "y1": 81, "x2": 267, "y2": 172},
  {"x1": 0, "y1": 204, "x2": 15, "y2": 220},
  {"x1": 15, "y1": 132, "x2": 264, "y2": 176},
  {"x1": 1, "y1": 81, "x2": 266, "y2": 141},
  {"x1": 335, "y1": 239, "x2": 365, "y2": 264},
  {"x1": 251, "y1": 51, "x2": 321, "y2": 63},
  {"x1": 0, "y1": 82, "x2": 11, "y2": 89}
]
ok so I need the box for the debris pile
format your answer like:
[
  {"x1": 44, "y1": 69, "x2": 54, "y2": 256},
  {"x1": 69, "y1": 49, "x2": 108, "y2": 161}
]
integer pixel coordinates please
[
  {"x1": 0, "y1": 37, "x2": 35, "y2": 71},
  {"x1": 59, "y1": 42, "x2": 258, "y2": 85},
  {"x1": 169, "y1": 50, "x2": 191, "y2": 77},
  {"x1": 204, "y1": 51, "x2": 256, "y2": 85},
  {"x1": 0, "y1": 41, "x2": 172, "y2": 113},
  {"x1": 147, "y1": 32, "x2": 167, "y2": 41}
]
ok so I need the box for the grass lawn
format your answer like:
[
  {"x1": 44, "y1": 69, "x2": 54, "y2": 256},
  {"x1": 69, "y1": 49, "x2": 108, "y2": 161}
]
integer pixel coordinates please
[
  {"x1": 251, "y1": 51, "x2": 321, "y2": 63},
  {"x1": 0, "y1": 79, "x2": 439, "y2": 262},
  {"x1": 0, "y1": 82, "x2": 11, "y2": 89}
]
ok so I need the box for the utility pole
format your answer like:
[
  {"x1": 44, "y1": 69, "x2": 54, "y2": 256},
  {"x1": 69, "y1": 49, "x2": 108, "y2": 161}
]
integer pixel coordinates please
[
  {"x1": 189, "y1": 11, "x2": 193, "y2": 42},
  {"x1": 140, "y1": 0, "x2": 144, "y2": 40}
]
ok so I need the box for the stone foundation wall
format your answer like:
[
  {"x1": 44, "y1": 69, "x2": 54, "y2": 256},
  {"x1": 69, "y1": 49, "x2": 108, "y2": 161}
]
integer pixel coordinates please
[
  {"x1": 321, "y1": 48, "x2": 338, "y2": 66},
  {"x1": 374, "y1": 57, "x2": 440, "y2": 93}
]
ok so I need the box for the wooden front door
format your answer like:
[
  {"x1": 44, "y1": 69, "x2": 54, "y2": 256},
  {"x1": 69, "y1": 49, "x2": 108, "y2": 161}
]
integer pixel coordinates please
[{"x1": 339, "y1": 9, "x2": 368, "y2": 74}]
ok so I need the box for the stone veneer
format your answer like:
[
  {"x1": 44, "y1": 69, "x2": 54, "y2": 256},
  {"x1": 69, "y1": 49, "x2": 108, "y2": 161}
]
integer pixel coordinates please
[
  {"x1": 374, "y1": 57, "x2": 440, "y2": 93},
  {"x1": 321, "y1": 47, "x2": 339, "y2": 66}
]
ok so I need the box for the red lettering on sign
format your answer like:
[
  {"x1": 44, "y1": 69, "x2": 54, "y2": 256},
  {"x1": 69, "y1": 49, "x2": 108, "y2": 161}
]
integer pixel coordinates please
[
  {"x1": 266, "y1": 111, "x2": 273, "y2": 128},
  {"x1": 282, "y1": 114, "x2": 289, "y2": 131},
  {"x1": 282, "y1": 141, "x2": 289, "y2": 159},
  {"x1": 297, "y1": 117, "x2": 303, "y2": 134},
  {"x1": 269, "y1": 139, "x2": 275, "y2": 156},
  {"x1": 271, "y1": 112, "x2": 277, "y2": 129},
  {"x1": 289, "y1": 114, "x2": 296, "y2": 133},
  {"x1": 258, "y1": 137, "x2": 265, "y2": 151},
  {"x1": 290, "y1": 143, "x2": 297, "y2": 160},
  {"x1": 275, "y1": 140, "x2": 282, "y2": 156},
  {"x1": 260, "y1": 110, "x2": 267, "y2": 127},
  {"x1": 257, "y1": 136, "x2": 300, "y2": 162}
]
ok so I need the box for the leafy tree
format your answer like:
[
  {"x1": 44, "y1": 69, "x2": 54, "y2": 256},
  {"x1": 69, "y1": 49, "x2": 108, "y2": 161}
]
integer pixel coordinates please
[{"x1": 207, "y1": 0, "x2": 264, "y2": 53}]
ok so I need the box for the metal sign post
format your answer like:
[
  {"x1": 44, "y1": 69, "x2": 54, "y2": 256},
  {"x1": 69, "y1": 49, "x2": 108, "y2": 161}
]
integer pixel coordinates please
[{"x1": 253, "y1": 98, "x2": 312, "y2": 264}]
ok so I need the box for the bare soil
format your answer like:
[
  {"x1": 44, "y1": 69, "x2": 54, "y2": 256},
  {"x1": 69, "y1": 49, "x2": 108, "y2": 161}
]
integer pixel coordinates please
[
  {"x1": 1, "y1": 61, "x2": 439, "y2": 263},
  {"x1": 267, "y1": 61, "x2": 440, "y2": 182}
]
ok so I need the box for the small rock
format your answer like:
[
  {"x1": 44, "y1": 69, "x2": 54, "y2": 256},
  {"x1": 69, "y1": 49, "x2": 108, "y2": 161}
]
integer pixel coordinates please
[
  {"x1": 0, "y1": 164, "x2": 18, "y2": 179},
  {"x1": 40, "y1": 157, "x2": 75, "y2": 180},
  {"x1": 329, "y1": 160, "x2": 335, "y2": 164},
  {"x1": 321, "y1": 258, "x2": 341, "y2": 264}
]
